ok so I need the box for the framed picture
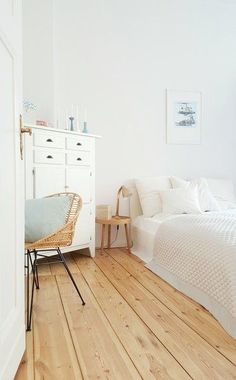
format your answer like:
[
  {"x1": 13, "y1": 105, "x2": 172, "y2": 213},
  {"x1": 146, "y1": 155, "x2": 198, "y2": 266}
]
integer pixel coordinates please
[{"x1": 166, "y1": 90, "x2": 202, "y2": 144}]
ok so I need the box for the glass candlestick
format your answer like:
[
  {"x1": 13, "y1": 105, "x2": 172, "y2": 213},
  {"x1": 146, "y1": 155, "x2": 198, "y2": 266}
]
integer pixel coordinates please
[
  {"x1": 82, "y1": 121, "x2": 88, "y2": 133},
  {"x1": 69, "y1": 116, "x2": 75, "y2": 131}
]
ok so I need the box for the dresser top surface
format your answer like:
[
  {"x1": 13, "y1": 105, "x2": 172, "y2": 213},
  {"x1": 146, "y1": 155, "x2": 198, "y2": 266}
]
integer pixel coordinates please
[{"x1": 25, "y1": 124, "x2": 101, "y2": 139}]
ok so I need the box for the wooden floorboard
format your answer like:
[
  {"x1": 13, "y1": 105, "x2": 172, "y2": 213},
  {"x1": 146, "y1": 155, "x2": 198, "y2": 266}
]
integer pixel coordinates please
[
  {"x1": 14, "y1": 318, "x2": 34, "y2": 380},
  {"x1": 56, "y1": 273, "x2": 141, "y2": 379},
  {"x1": 33, "y1": 276, "x2": 83, "y2": 380},
  {"x1": 108, "y1": 248, "x2": 236, "y2": 365},
  {"x1": 50, "y1": 253, "x2": 79, "y2": 275},
  {"x1": 16, "y1": 248, "x2": 236, "y2": 379},
  {"x1": 73, "y1": 253, "x2": 189, "y2": 380},
  {"x1": 15, "y1": 277, "x2": 35, "y2": 380},
  {"x1": 94, "y1": 251, "x2": 236, "y2": 379}
]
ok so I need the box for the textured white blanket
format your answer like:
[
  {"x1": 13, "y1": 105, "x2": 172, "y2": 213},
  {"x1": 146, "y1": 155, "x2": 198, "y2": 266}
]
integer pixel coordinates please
[{"x1": 146, "y1": 212, "x2": 236, "y2": 337}]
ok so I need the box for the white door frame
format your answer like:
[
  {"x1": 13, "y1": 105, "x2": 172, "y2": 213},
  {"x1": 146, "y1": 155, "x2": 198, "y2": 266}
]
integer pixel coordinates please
[{"x1": 0, "y1": 1, "x2": 25, "y2": 379}]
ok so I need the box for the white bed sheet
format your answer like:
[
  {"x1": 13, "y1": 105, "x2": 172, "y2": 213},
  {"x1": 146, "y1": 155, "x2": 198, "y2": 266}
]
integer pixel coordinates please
[{"x1": 131, "y1": 213, "x2": 175, "y2": 262}]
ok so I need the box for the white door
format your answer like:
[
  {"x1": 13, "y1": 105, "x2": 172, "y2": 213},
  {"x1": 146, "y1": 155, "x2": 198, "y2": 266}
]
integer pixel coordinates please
[{"x1": 0, "y1": 2, "x2": 25, "y2": 380}]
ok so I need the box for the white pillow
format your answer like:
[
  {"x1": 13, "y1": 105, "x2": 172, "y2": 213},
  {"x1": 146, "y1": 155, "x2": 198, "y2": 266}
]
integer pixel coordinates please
[
  {"x1": 170, "y1": 176, "x2": 220, "y2": 212},
  {"x1": 206, "y1": 178, "x2": 236, "y2": 209},
  {"x1": 159, "y1": 187, "x2": 202, "y2": 215},
  {"x1": 135, "y1": 176, "x2": 171, "y2": 217}
]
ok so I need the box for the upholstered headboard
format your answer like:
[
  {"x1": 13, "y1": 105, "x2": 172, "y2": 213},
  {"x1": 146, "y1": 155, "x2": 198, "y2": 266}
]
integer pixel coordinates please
[{"x1": 125, "y1": 180, "x2": 142, "y2": 220}]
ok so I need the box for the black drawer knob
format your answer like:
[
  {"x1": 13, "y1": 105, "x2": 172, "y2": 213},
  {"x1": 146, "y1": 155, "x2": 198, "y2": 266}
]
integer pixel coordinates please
[
  {"x1": 47, "y1": 155, "x2": 53, "y2": 159},
  {"x1": 77, "y1": 157, "x2": 82, "y2": 161},
  {"x1": 46, "y1": 138, "x2": 53, "y2": 142},
  {"x1": 76, "y1": 142, "x2": 82, "y2": 146}
]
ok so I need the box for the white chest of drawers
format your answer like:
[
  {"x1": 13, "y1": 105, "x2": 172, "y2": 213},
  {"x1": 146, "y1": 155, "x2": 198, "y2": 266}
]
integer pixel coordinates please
[{"x1": 24, "y1": 125, "x2": 100, "y2": 257}]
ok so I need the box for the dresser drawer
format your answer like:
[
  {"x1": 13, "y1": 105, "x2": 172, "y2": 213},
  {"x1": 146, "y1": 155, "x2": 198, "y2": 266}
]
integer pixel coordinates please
[
  {"x1": 66, "y1": 135, "x2": 91, "y2": 151},
  {"x1": 66, "y1": 151, "x2": 90, "y2": 166},
  {"x1": 34, "y1": 131, "x2": 65, "y2": 149},
  {"x1": 34, "y1": 149, "x2": 65, "y2": 164}
]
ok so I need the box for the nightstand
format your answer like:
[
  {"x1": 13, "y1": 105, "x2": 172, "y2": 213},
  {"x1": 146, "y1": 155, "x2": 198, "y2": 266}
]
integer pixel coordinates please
[{"x1": 96, "y1": 216, "x2": 131, "y2": 253}]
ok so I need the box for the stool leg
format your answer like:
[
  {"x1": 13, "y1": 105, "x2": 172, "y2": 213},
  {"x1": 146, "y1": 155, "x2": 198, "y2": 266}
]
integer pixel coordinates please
[
  {"x1": 101, "y1": 224, "x2": 106, "y2": 253},
  {"x1": 108, "y1": 225, "x2": 111, "y2": 249},
  {"x1": 124, "y1": 224, "x2": 131, "y2": 254}
]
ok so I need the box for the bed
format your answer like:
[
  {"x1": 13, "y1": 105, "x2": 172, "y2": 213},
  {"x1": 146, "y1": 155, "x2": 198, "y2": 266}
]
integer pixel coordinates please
[{"x1": 127, "y1": 178, "x2": 236, "y2": 338}]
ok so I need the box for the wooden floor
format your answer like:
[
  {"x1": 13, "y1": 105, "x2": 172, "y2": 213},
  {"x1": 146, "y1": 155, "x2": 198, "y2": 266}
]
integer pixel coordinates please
[{"x1": 15, "y1": 248, "x2": 236, "y2": 380}]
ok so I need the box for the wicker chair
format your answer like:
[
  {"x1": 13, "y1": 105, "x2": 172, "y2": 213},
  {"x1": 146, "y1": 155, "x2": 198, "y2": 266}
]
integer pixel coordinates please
[{"x1": 25, "y1": 192, "x2": 85, "y2": 331}]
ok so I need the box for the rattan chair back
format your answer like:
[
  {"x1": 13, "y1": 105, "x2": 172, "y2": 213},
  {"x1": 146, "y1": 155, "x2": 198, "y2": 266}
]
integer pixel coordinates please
[{"x1": 25, "y1": 192, "x2": 82, "y2": 251}]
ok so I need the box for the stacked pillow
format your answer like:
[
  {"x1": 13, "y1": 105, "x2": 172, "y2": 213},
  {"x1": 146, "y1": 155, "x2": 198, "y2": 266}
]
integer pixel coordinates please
[
  {"x1": 205, "y1": 178, "x2": 236, "y2": 210},
  {"x1": 135, "y1": 177, "x2": 171, "y2": 217},
  {"x1": 170, "y1": 176, "x2": 220, "y2": 213},
  {"x1": 135, "y1": 176, "x2": 236, "y2": 216},
  {"x1": 159, "y1": 185, "x2": 202, "y2": 215}
]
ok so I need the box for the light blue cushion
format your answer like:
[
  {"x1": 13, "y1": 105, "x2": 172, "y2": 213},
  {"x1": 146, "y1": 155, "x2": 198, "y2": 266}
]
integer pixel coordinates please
[{"x1": 25, "y1": 196, "x2": 71, "y2": 243}]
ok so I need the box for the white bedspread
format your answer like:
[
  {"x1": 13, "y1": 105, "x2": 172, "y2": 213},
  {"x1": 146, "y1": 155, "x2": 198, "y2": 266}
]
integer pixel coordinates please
[{"x1": 146, "y1": 212, "x2": 236, "y2": 337}]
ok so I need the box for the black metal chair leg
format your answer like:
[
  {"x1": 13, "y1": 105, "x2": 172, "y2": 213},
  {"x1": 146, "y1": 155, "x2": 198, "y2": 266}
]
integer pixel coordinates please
[
  {"x1": 26, "y1": 252, "x2": 36, "y2": 331},
  {"x1": 34, "y1": 249, "x2": 40, "y2": 289},
  {"x1": 57, "y1": 248, "x2": 85, "y2": 305}
]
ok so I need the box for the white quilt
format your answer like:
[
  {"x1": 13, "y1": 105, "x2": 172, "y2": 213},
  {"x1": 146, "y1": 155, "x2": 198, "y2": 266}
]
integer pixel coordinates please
[{"x1": 146, "y1": 212, "x2": 236, "y2": 337}]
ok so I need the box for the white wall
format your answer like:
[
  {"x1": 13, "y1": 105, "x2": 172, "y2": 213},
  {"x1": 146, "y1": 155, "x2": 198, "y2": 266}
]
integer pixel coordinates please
[
  {"x1": 23, "y1": 0, "x2": 54, "y2": 124},
  {"x1": 53, "y1": 0, "x2": 236, "y2": 191},
  {"x1": 23, "y1": 0, "x2": 236, "y2": 244}
]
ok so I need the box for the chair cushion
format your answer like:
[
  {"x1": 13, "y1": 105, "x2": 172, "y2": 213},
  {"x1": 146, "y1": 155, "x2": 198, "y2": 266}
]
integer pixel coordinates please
[{"x1": 25, "y1": 196, "x2": 71, "y2": 243}]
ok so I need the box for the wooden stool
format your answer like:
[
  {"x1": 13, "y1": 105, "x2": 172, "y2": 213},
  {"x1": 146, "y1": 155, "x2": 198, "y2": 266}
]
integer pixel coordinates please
[{"x1": 96, "y1": 216, "x2": 131, "y2": 253}]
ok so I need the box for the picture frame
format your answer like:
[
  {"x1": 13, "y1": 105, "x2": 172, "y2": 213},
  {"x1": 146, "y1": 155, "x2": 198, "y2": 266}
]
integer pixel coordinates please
[{"x1": 166, "y1": 90, "x2": 202, "y2": 144}]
